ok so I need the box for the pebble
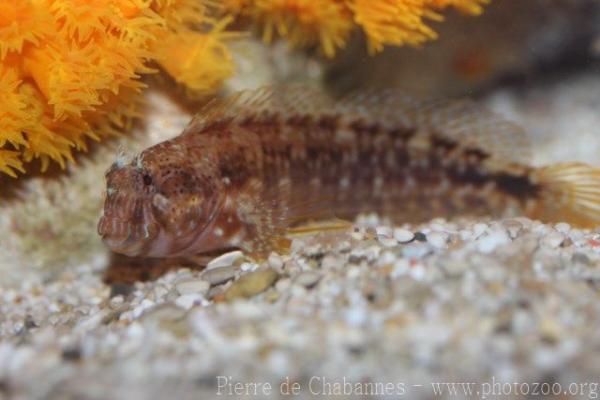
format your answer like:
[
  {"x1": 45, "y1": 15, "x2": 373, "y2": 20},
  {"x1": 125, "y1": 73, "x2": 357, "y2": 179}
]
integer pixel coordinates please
[
  {"x1": 175, "y1": 279, "x2": 210, "y2": 296},
  {"x1": 502, "y1": 219, "x2": 523, "y2": 239},
  {"x1": 378, "y1": 236, "x2": 398, "y2": 247},
  {"x1": 476, "y1": 228, "x2": 510, "y2": 253},
  {"x1": 268, "y1": 253, "x2": 284, "y2": 270},
  {"x1": 376, "y1": 226, "x2": 397, "y2": 247},
  {"x1": 240, "y1": 262, "x2": 259, "y2": 272},
  {"x1": 294, "y1": 271, "x2": 321, "y2": 288},
  {"x1": 205, "y1": 251, "x2": 244, "y2": 270},
  {"x1": 275, "y1": 278, "x2": 292, "y2": 293},
  {"x1": 201, "y1": 266, "x2": 239, "y2": 286},
  {"x1": 4, "y1": 213, "x2": 600, "y2": 398},
  {"x1": 426, "y1": 231, "x2": 448, "y2": 249},
  {"x1": 393, "y1": 228, "x2": 415, "y2": 243},
  {"x1": 555, "y1": 222, "x2": 571, "y2": 234},
  {"x1": 472, "y1": 223, "x2": 489, "y2": 238},
  {"x1": 223, "y1": 268, "x2": 279, "y2": 301},
  {"x1": 140, "y1": 303, "x2": 187, "y2": 326},
  {"x1": 131, "y1": 299, "x2": 155, "y2": 319},
  {"x1": 541, "y1": 231, "x2": 565, "y2": 248},
  {"x1": 174, "y1": 293, "x2": 204, "y2": 310},
  {"x1": 401, "y1": 243, "x2": 433, "y2": 259},
  {"x1": 413, "y1": 232, "x2": 427, "y2": 242},
  {"x1": 375, "y1": 226, "x2": 393, "y2": 237},
  {"x1": 109, "y1": 295, "x2": 124, "y2": 309}
]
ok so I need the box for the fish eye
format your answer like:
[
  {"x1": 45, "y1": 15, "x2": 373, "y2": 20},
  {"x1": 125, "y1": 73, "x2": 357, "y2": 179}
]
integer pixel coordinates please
[{"x1": 143, "y1": 174, "x2": 153, "y2": 186}]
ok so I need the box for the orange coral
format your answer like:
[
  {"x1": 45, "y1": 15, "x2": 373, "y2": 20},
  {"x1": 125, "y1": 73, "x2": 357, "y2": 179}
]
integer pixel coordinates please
[
  {"x1": 252, "y1": 0, "x2": 352, "y2": 58},
  {"x1": 0, "y1": 0, "x2": 236, "y2": 177},
  {"x1": 226, "y1": 0, "x2": 489, "y2": 56}
]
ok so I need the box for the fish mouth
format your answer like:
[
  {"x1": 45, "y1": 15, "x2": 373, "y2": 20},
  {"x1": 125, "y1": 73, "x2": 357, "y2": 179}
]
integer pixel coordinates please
[
  {"x1": 97, "y1": 215, "x2": 151, "y2": 256},
  {"x1": 98, "y1": 215, "x2": 129, "y2": 242}
]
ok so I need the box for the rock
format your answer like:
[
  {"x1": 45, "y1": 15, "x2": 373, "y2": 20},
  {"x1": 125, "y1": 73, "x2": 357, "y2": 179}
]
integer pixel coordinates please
[
  {"x1": 294, "y1": 271, "x2": 321, "y2": 288},
  {"x1": 472, "y1": 223, "x2": 489, "y2": 238},
  {"x1": 268, "y1": 253, "x2": 284, "y2": 270},
  {"x1": 175, "y1": 279, "x2": 210, "y2": 295},
  {"x1": 376, "y1": 226, "x2": 397, "y2": 247},
  {"x1": 413, "y1": 232, "x2": 427, "y2": 242},
  {"x1": 393, "y1": 228, "x2": 415, "y2": 243},
  {"x1": 378, "y1": 236, "x2": 398, "y2": 248},
  {"x1": 401, "y1": 243, "x2": 433, "y2": 259},
  {"x1": 476, "y1": 228, "x2": 510, "y2": 253},
  {"x1": 275, "y1": 278, "x2": 292, "y2": 293},
  {"x1": 205, "y1": 251, "x2": 245, "y2": 270},
  {"x1": 375, "y1": 226, "x2": 393, "y2": 237},
  {"x1": 541, "y1": 232, "x2": 565, "y2": 248},
  {"x1": 427, "y1": 232, "x2": 448, "y2": 249},
  {"x1": 140, "y1": 303, "x2": 189, "y2": 337},
  {"x1": 174, "y1": 294, "x2": 204, "y2": 310},
  {"x1": 502, "y1": 219, "x2": 524, "y2": 239},
  {"x1": 223, "y1": 268, "x2": 279, "y2": 301},
  {"x1": 555, "y1": 222, "x2": 571, "y2": 233},
  {"x1": 201, "y1": 266, "x2": 239, "y2": 286}
]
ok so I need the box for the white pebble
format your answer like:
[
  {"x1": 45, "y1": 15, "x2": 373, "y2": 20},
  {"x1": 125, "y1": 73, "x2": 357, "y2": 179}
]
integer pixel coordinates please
[
  {"x1": 131, "y1": 299, "x2": 155, "y2": 319},
  {"x1": 391, "y1": 259, "x2": 410, "y2": 278},
  {"x1": 427, "y1": 232, "x2": 448, "y2": 249},
  {"x1": 378, "y1": 236, "x2": 398, "y2": 247},
  {"x1": 459, "y1": 229, "x2": 473, "y2": 241},
  {"x1": 477, "y1": 229, "x2": 510, "y2": 253},
  {"x1": 205, "y1": 250, "x2": 244, "y2": 270},
  {"x1": 409, "y1": 265, "x2": 426, "y2": 281},
  {"x1": 472, "y1": 223, "x2": 489, "y2": 238},
  {"x1": 344, "y1": 307, "x2": 367, "y2": 327},
  {"x1": 377, "y1": 251, "x2": 397, "y2": 267},
  {"x1": 555, "y1": 222, "x2": 571, "y2": 233},
  {"x1": 275, "y1": 278, "x2": 291, "y2": 293},
  {"x1": 109, "y1": 295, "x2": 124, "y2": 309},
  {"x1": 268, "y1": 253, "x2": 284, "y2": 269},
  {"x1": 240, "y1": 262, "x2": 258, "y2": 272},
  {"x1": 503, "y1": 219, "x2": 523, "y2": 239},
  {"x1": 375, "y1": 226, "x2": 393, "y2": 237},
  {"x1": 76, "y1": 309, "x2": 109, "y2": 332},
  {"x1": 175, "y1": 280, "x2": 210, "y2": 296},
  {"x1": 294, "y1": 271, "x2": 321, "y2": 288},
  {"x1": 174, "y1": 293, "x2": 203, "y2": 310},
  {"x1": 393, "y1": 228, "x2": 415, "y2": 243},
  {"x1": 541, "y1": 232, "x2": 565, "y2": 248}
]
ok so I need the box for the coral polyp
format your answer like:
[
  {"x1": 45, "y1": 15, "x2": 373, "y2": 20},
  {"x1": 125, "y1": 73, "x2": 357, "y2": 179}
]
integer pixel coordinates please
[
  {"x1": 225, "y1": 0, "x2": 489, "y2": 56},
  {"x1": 0, "y1": 0, "x2": 235, "y2": 177}
]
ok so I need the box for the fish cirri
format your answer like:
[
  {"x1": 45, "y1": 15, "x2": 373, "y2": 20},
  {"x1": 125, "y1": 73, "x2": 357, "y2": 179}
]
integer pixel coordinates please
[{"x1": 98, "y1": 87, "x2": 600, "y2": 258}]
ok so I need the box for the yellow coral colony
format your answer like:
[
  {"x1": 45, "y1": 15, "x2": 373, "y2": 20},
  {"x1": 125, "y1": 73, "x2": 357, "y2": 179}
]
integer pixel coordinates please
[
  {"x1": 226, "y1": 0, "x2": 489, "y2": 56},
  {"x1": 0, "y1": 0, "x2": 235, "y2": 177}
]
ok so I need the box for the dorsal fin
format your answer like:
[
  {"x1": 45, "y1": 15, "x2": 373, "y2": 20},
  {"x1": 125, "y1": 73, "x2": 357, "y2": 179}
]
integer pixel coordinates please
[
  {"x1": 183, "y1": 86, "x2": 336, "y2": 134},
  {"x1": 338, "y1": 89, "x2": 531, "y2": 164},
  {"x1": 411, "y1": 98, "x2": 531, "y2": 164},
  {"x1": 183, "y1": 85, "x2": 531, "y2": 164}
]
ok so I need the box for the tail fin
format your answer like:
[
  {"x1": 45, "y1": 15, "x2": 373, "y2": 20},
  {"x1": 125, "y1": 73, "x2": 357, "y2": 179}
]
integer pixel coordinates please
[{"x1": 532, "y1": 163, "x2": 600, "y2": 228}]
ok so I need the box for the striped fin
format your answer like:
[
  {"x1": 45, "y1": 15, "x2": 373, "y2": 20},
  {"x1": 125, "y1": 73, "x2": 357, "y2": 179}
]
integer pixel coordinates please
[
  {"x1": 531, "y1": 163, "x2": 600, "y2": 228},
  {"x1": 183, "y1": 85, "x2": 336, "y2": 134},
  {"x1": 338, "y1": 90, "x2": 531, "y2": 164},
  {"x1": 184, "y1": 85, "x2": 531, "y2": 164}
]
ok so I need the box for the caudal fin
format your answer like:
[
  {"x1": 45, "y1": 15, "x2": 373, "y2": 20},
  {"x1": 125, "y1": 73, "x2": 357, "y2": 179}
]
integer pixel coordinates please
[{"x1": 532, "y1": 163, "x2": 600, "y2": 228}]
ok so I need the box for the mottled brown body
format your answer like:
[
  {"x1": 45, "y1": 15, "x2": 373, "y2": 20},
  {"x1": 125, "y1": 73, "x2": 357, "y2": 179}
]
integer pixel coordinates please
[
  {"x1": 196, "y1": 116, "x2": 534, "y2": 226},
  {"x1": 98, "y1": 87, "x2": 600, "y2": 258}
]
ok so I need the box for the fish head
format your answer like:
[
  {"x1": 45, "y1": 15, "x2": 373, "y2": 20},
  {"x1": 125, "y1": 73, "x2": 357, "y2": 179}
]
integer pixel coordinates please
[{"x1": 98, "y1": 143, "x2": 223, "y2": 257}]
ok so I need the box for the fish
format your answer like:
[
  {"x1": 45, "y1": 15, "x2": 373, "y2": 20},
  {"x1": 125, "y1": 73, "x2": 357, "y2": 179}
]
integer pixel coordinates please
[{"x1": 97, "y1": 86, "x2": 600, "y2": 259}]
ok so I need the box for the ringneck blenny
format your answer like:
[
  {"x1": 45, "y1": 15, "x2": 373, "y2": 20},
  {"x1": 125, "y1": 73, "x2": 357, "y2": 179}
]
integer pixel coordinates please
[{"x1": 98, "y1": 87, "x2": 600, "y2": 258}]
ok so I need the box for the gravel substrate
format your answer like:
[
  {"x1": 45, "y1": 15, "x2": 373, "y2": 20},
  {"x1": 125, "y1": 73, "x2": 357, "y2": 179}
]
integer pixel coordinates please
[
  {"x1": 2, "y1": 217, "x2": 600, "y2": 399},
  {"x1": 1, "y1": 43, "x2": 598, "y2": 399}
]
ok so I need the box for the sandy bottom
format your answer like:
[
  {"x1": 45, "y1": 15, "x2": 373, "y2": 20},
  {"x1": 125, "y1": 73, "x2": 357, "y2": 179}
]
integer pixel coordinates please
[
  {"x1": 1, "y1": 71, "x2": 600, "y2": 400},
  {"x1": 2, "y1": 217, "x2": 600, "y2": 399}
]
